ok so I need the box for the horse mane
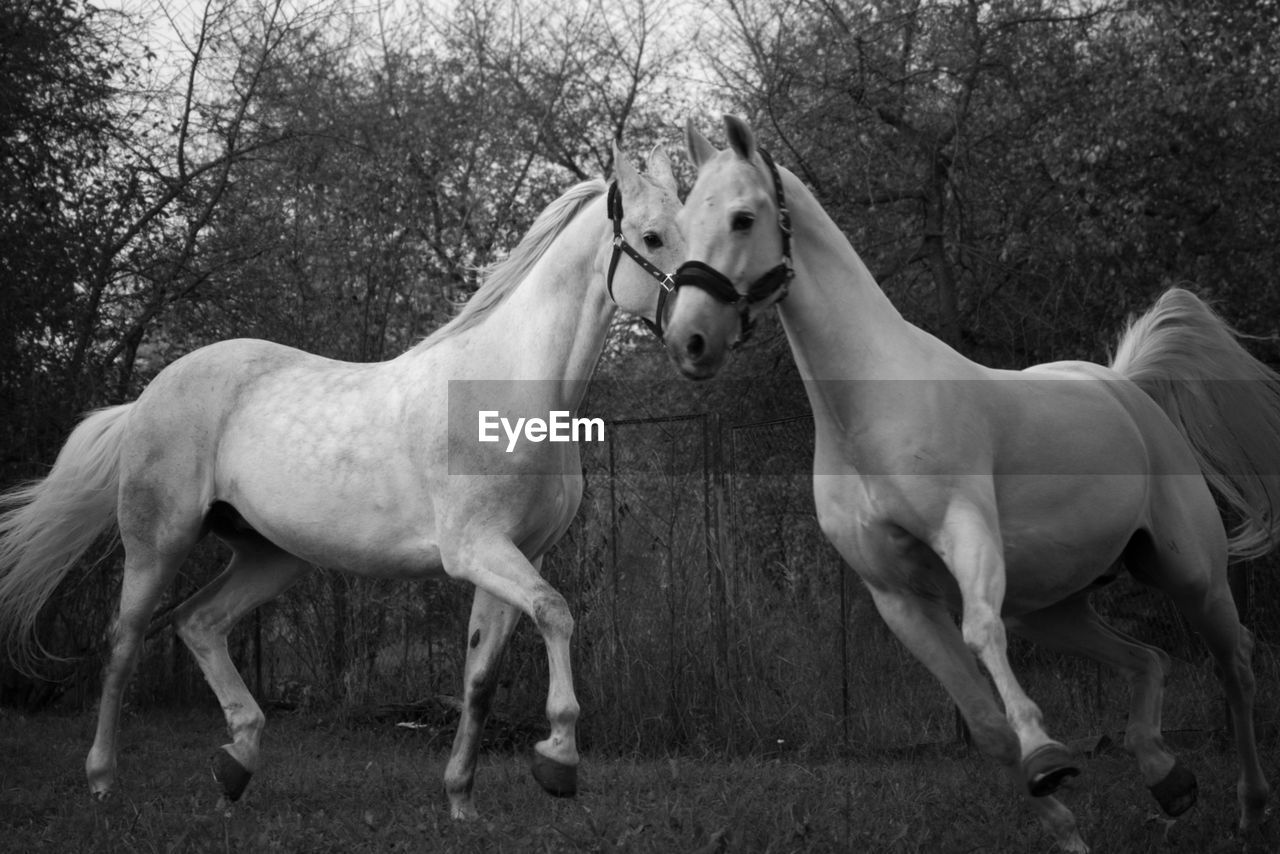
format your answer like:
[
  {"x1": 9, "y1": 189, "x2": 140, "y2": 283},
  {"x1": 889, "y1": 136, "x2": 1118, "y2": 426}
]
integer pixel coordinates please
[{"x1": 415, "y1": 178, "x2": 608, "y2": 351}]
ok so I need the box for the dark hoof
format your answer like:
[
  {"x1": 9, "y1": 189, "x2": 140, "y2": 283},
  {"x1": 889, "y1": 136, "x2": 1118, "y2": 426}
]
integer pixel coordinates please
[
  {"x1": 211, "y1": 748, "x2": 253, "y2": 802},
  {"x1": 1148, "y1": 760, "x2": 1197, "y2": 817},
  {"x1": 1022, "y1": 743, "x2": 1081, "y2": 798},
  {"x1": 530, "y1": 752, "x2": 577, "y2": 798}
]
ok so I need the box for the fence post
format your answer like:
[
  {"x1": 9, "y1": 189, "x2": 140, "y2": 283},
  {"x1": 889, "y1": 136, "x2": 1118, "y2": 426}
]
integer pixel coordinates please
[
  {"x1": 706, "y1": 412, "x2": 729, "y2": 708},
  {"x1": 254, "y1": 609, "x2": 263, "y2": 695},
  {"x1": 607, "y1": 427, "x2": 620, "y2": 654},
  {"x1": 838, "y1": 557, "x2": 850, "y2": 750},
  {"x1": 1224, "y1": 562, "x2": 1251, "y2": 738}
]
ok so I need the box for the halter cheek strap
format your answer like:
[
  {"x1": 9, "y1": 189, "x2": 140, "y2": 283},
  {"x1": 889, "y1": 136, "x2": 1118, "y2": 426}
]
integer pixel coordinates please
[
  {"x1": 670, "y1": 147, "x2": 793, "y2": 346},
  {"x1": 606, "y1": 182, "x2": 675, "y2": 341}
]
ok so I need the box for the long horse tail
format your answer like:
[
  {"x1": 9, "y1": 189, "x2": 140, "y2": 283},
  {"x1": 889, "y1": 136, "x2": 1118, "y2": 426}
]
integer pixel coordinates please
[
  {"x1": 0, "y1": 404, "x2": 133, "y2": 670},
  {"x1": 1111, "y1": 287, "x2": 1280, "y2": 559}
]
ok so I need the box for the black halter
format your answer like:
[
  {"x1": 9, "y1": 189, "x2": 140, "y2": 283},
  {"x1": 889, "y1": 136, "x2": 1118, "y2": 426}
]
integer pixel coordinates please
[
  {"x1": 606, "y1": 182, "x2": 676, "y2": 341},
  {"x1": 671, "y1": 147, "x2": 793, "y2": 346}
]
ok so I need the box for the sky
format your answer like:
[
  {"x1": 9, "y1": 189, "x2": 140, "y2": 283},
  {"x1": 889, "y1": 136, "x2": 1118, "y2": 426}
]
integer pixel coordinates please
[{"x1": 95, "y1": 0, "x2": 721, "y2": 136}]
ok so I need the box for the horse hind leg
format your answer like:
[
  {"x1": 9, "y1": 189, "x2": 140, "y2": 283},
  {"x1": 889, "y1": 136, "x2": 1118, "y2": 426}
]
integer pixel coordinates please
[
  {"x1": 171, "y1": 530, "x2": 309, "y2": 802},
  {"x1": 1143, "y1": 542, "x2": 1270, "y2": 835},
  {"x1": 85, "y1": 540, "x2": 195, "y2": 796},
  {"x1": 444, "y1": 585, "x2": 520, "y2": 819}
]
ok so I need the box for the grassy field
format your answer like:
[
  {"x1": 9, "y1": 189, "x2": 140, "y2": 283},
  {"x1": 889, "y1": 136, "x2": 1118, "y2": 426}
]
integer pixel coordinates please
[{"x1": 0, "y1": 706, "x2": 1274, "y2": 853}]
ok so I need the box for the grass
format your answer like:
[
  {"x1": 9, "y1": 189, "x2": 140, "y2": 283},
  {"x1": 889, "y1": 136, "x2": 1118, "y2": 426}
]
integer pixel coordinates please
[{"x1": 1, "y1": 706, "x2": 1274, "y2": 853}]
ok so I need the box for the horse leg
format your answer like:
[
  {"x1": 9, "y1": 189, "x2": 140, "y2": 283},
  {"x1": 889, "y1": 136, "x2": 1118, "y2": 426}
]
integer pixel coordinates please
[
  {"x1": 444, "y1": 536, "x2": 579, "y2": 799},
  {"x1": 444, "y1": 585, "x2": 520, "y2": 819},
  {"x1": 934, "y1": 500, "x2": 1076, "y2": 797},
  {"x1": 1006, "y1": 596, "x2": 1191, "y2": 815},
  {"x1": 85, "y1": 542, "x2": 194, "y2": 796},
  {"x1": 868, "y1": 586, "x2": 1088, "y2": 853},
  {"x1": 1158, "y1": 565, "x2": 1268, "y2": 833},
  {"x1": 1002, "y1": 765, "x2": 1090, "y2": 854},
  {"x1": 171, "y1": 535, "x2": 309, "y2": 802}
]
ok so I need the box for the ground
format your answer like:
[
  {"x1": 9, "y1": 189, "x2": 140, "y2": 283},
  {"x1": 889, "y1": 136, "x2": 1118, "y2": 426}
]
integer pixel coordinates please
[{"x1": 0, "y1": 707, "x2": 1273, "y2": 852}]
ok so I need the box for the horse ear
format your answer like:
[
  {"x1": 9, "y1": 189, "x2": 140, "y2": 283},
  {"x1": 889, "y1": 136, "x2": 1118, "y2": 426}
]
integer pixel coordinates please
[
  {"x1": 612, "y1": 139, "x2": 642, "y2": 198},
  {"x1": 685, "y1": 118, "x2": 719, "y2": 170},
  {"x1": 723, "y1": 114, "x2": 755, "y2": 161},
  {"x1": 646, "y1": 143, "x2": 677, "y2": 193}
]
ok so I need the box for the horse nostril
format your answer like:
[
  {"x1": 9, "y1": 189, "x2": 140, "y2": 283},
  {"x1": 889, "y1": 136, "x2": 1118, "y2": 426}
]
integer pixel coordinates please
[{"x1": 685, "y1": 333, "x2": 706, "y2": 360}]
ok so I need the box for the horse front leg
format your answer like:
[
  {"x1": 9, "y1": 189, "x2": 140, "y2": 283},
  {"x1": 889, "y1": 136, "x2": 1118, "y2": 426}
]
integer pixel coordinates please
[
  {"x1": 932, "y1": 499, "x2": 1079, "y2": 798},
  {"x1": 444, "y1": 585, "x2": 520, "y2": 819},
  {"x1": 1006, "y1": 595, "x2": 1195, "y2": 818},
  {"x1": 867, "y1": 585, "x2": 1088, "y2": 853},
  {"x1": 444, "y1": 535, "x2": 580, "y2": 805}
]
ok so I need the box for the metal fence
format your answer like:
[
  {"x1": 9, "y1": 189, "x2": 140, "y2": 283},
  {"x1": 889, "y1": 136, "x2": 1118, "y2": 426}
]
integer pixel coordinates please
[
  {"x1": 720, "y1": 413, "x2": 1280, "y2": 750},
  {"x1": 70, "y1": 409, "x2": 1280, "y2": 758}
]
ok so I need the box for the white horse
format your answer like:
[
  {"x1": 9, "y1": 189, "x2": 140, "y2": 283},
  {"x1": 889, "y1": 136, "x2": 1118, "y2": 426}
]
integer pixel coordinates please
[
  {"x1": 0, "y1": 143, "x2": 684, "y2": 820},
  {"x1": 661, "y1": 115, "x2": 1277, "y2": 851}
]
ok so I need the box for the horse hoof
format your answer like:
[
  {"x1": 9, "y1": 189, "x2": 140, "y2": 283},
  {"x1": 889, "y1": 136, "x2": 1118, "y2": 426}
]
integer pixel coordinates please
[
  {"x1": 211, "y1": 748, "x2": 253, "y2": 802},
  {"x1": 1022, "y1": 743, "x2": 1081, "y2": 797},
  {"x1": 530, "y1": 752, "x2": 577, "y2": 798},
  {"x1": 1148, "y1": 760, "x2": 1197, "y2": 817}
]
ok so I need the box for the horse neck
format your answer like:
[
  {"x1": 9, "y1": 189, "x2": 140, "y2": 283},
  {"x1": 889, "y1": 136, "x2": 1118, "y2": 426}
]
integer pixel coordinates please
[
  {"x1": 454, "y1": 197, "x2": 613, "y2": 411},
  {"x1": 777, "y1": 172, "x2": 914, "y2": 382},
  {"x1": 774, "y1": 172, "x2": 957, "y2": 433}
]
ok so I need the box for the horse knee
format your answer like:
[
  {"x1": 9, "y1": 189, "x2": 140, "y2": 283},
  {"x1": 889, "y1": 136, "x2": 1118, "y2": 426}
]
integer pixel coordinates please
[
  {"x1": 960, "y1": 603, "x2": 1004, "y2": 656},
  {"x1": 532, "y1": 589, "x2": 574, "y2": 639},
  {"x1": 174, "y1": 610, "x2": 224, "y2": 659},
  {"x1": 462, "y1": 663, "x2": 503, "y2": 718},
  {"x1": 1218, "y1": 631, "x2": 1257, "y2": 697}
]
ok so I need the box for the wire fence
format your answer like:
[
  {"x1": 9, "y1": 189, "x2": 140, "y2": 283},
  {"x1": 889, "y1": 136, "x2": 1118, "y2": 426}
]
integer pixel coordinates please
[
  {"x1": 19, "y1": 410, "x2": 1279, "y2": 759},
  {"x1": 721, "y1": 412, "x2": 1280, "y2": 751}
]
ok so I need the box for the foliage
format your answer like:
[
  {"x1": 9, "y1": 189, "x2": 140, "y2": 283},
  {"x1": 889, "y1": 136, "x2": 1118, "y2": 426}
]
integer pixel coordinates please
[{"x1": 0, "y1": 0, "x2": 129, "y2": 459}]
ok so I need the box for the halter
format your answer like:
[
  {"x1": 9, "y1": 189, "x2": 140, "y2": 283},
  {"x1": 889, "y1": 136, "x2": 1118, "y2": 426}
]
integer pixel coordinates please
[
  {"x1": 605, "y1": 182, "x2": 676, "y2": 341},
  {"x1": 671, "y1": 147, "x2": 793, "y2": 346}
]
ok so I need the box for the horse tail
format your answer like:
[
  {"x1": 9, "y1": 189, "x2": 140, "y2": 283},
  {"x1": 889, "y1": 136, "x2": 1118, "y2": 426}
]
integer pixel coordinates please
[
  {"x1": 0, "y1": 404, "x2": 132, "y2": 670},
  {"x1": 1111, "y1": 287, "x2": 1280, "y2": 559}
]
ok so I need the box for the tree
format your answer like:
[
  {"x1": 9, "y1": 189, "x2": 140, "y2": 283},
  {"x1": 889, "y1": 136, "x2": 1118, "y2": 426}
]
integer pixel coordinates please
[
  {"x1": 702, "y1": 0, "x2": 1280, "y2": 364},
  {"x1": 0, "y1": 0, "x2": 126, "y2": 465}
]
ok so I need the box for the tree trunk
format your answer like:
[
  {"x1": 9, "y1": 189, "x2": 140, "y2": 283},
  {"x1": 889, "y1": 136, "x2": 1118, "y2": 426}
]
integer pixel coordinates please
[{"x1": 922, "y1": 150, "x2": 960, "y2": 348}]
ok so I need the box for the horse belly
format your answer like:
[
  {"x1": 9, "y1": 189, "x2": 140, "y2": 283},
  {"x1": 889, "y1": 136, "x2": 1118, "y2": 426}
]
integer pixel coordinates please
[
  {"x1": 997, "y1": 473, "x2": 1145, "y2": 614},
  {"x1": 216, "y1": 423, "x2": 444, "y2": 575},
  {"x1": 814, "y1": 472, "x2": 1145, "y2": 615}
]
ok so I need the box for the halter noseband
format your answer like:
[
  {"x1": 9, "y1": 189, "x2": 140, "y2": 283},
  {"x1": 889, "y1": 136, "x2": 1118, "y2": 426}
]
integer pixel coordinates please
[
  {"x1": 606, "y1": 182, "x2": 676, "y2": 341},
  {"x1": 670, "y1": 147, "x2": 793, "y2": 346}
]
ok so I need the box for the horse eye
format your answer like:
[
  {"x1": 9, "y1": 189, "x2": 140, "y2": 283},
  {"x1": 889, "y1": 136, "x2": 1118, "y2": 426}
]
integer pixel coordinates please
[
  {"x1": 731, "y1": 212, "x2": 755, "y2": 232},
  {"x1": 643, "y1": 232, "x2": 664, "y2": 250}
]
